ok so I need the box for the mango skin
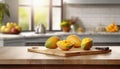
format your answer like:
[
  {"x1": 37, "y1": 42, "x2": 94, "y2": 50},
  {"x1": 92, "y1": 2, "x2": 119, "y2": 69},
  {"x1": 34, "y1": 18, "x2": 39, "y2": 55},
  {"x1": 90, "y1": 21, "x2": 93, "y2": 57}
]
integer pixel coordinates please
[
  {"x1": 66, "y1": 35, "x2": 81, "y2": 48},
  {"x1": 45, "y1": 36, "x2": 60, "y2": 49},
  {"x1": 81, "y1": 38, "x2": 93, "y2": 50}
]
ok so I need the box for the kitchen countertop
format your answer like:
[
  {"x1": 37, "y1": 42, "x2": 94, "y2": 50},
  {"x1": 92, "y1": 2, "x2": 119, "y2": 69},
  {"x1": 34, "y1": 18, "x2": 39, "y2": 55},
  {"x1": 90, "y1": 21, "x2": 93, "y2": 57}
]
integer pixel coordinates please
[
  {"x1": 0, "y1": 32, "x2": 120, "y2": 46},
  {"x1": 0, "y1": 33, "x2": 23, "y2": 39},
  {"x1": 0, "y1": 31, "x2": 120, "y2": 39},
  {"x1": 21, "y1": 31, "x2": 120, "y2": 36},
  {"x1": 0, "y1": 46, "x2": 120, "y2": 65}
]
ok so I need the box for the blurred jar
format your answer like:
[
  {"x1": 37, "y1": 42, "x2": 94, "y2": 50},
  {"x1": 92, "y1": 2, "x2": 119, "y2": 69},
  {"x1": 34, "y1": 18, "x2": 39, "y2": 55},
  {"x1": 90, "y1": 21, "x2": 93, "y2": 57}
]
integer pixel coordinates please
[{"x1": 94, "y1": 24, "x2": 105, "y2": 32}]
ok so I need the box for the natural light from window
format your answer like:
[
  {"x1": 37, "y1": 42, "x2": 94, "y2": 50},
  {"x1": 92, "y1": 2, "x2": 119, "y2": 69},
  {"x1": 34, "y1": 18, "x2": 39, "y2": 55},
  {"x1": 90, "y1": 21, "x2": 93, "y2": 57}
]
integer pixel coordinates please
[
  {"x1": 33, "y1": 0, "x2": 48, "y2": 7},
  {"x1": 19, "y1": 0, "x2": 49, "y2": 30},
  {"x1": 19, "y1": 0, "x2": 61, "y2": 31}
]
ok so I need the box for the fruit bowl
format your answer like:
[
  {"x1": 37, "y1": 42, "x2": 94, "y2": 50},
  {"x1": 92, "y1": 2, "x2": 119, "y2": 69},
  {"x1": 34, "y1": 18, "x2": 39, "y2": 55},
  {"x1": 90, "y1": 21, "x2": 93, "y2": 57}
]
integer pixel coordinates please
[
  {"x1": 0, "y1": 22, "x2": 22, "y2": 35},
  {"x1": 1, "y1": 31, "x2": 21, "y2": 35}
]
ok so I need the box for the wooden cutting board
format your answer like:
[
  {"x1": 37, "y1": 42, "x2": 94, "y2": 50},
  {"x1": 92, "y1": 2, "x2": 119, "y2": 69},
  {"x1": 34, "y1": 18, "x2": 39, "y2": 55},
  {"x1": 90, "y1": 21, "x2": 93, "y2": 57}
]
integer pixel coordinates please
[{"x1": 28, "y1": 47, "x2": 112, "y2": 57}]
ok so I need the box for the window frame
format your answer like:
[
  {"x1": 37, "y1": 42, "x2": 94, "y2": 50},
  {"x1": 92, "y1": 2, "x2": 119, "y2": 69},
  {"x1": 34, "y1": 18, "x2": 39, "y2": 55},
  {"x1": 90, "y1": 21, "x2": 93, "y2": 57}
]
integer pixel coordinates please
[{"x1": 19, "y1": 0, "x2": 63, "y2": 31}]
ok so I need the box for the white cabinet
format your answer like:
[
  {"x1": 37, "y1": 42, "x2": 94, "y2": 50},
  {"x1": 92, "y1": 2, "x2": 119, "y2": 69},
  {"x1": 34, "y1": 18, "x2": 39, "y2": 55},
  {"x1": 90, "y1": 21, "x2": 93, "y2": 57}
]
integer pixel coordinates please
[
  {"x1": 24, "y1": 37, "x2": 49, "y2": 46},
  {"x1": 1, "y1": 38, "x2": 25, "y2": 46},
  {"x1": 64, "y1": 0, "x2": 120, "y2": 4},
  {"x1": 0, "y1": 32, "x2": 120, "y2": 46}
]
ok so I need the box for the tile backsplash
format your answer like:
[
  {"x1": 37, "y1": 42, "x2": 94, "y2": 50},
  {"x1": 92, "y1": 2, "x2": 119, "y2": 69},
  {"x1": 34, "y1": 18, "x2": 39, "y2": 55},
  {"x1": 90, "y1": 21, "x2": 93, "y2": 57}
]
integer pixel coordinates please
[{"x1": 63, "y1": 4, "x2": 120, "y2": 31}]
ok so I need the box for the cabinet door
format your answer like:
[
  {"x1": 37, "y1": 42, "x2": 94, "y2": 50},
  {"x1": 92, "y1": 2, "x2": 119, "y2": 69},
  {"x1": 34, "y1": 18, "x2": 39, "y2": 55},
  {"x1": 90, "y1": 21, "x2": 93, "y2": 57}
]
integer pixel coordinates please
[
  {"x1": 4, "y1": 38, "x2": 25, "y2": 46},
  {"x1": 64, "y1": 0, "x2": 120, "y2": 4}
]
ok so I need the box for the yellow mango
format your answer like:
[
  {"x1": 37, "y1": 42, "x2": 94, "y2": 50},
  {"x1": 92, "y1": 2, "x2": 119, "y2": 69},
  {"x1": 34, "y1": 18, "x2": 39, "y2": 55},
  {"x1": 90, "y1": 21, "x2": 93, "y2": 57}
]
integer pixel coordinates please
[
  {"x1": 66, "y1": 35, "x2": 81, "y2": 48},
  {"x1": 57, "y1": 40, "x2": 73, "y2": 51},
  {"x1": 81, "y1": 38, "x2": 93, "y2": 50},
  {"x1": 45, "y1": 36, "x2": 60, "y2": 49}
]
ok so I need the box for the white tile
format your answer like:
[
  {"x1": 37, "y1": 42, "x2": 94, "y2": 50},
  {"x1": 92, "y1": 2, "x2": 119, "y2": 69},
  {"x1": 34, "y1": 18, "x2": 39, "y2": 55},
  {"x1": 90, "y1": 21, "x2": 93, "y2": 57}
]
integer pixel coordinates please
[{"x1": 65, "y1": 4, "x2": 120, "y2": 31}]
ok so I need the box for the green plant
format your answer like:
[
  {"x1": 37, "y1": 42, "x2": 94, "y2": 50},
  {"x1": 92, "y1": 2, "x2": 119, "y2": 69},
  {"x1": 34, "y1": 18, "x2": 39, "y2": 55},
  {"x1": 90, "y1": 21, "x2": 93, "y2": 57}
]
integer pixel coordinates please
[
  {"x1": 0, "y1": 2, "x2": 10, "y2": 25},
  {"x1": 60, "y1": 20, "x2": 71, "y2": 27}
]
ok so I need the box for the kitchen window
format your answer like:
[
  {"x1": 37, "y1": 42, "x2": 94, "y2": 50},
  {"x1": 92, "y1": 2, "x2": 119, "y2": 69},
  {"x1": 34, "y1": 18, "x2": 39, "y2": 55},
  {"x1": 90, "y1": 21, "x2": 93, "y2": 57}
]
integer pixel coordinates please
[{"x1": 19, "y1": 0, "x2": 63, "y2": 31}]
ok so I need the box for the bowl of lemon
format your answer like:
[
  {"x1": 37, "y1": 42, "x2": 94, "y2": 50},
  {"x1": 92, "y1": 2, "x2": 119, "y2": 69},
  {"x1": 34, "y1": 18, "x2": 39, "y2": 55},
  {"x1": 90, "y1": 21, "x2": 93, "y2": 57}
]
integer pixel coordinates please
[{"x1": 0, "y1": 22, "x2": 22, "y2": 34}]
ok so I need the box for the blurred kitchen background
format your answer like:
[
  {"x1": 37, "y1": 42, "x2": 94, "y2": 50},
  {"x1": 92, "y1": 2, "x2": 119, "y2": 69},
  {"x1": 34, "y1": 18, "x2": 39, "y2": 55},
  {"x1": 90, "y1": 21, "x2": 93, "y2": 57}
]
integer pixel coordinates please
[
  {"x1": 0, "y1": 0, "x2": 120, "y2": 46},
  {"x1": 0, "y1": 0, "x2": 120, "y2": 31}
]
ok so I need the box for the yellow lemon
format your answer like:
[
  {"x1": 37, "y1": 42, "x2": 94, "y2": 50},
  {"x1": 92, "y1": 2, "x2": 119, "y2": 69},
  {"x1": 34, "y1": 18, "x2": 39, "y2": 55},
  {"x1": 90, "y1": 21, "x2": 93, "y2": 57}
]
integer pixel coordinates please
[
  {"x1": 15, "y1": 26, "x2": 22, "y2": 31},
  {"x1": 6, "y1": 23, "x2": 13, "y2": 29},
  {"x1": 13, "y1": 23, "x2": 17, "y2": 27},
  {"x1": 4, "y1": 27, "x2": 11, "y2": 33},
  {"x1": 77, "y1": 27, "x2": 83, "y2": 32},
  {"x1": 0, "y1": 26, "x2": 6, "y2": 32}
]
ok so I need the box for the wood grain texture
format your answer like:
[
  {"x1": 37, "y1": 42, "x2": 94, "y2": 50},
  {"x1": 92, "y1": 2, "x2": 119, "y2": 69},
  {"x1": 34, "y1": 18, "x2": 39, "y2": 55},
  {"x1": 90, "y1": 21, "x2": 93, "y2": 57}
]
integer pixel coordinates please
[
  {"x1": 0, "y1": 65, "x2": 120, "y2": 69},
  {"x1": 0, "y1": 46, "x2": 119, "y2": 65},
  {"x1": 28, "y1": 47, "x2": 111, "y2": 57}
]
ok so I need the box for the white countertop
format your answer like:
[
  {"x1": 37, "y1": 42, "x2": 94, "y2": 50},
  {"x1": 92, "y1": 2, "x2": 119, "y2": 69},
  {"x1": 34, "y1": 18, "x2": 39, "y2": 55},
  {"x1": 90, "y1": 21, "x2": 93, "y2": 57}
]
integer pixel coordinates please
[
  {"x1": 0, "y1": 31, "x2": 120, "y2": 39},
  {"x1": 21, "y1": 31, "x2": 120, "y2": 36},
  {"x1": 0, "y1": 33, "x2": 23, "y2": 39}
]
